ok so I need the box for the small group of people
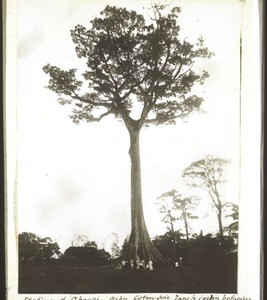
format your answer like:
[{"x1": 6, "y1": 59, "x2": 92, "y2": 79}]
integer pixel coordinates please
[
  {"x1": 118, "y1": 256, "x2": 184, "y2": 270},
  {"x1": 133, "y1": 258, "x2": 154, "y2": 270},
  {"x1": 119, "y1": 258, "x2": 154, "y2": 270},
  {"x1": 174, "y1": 257, "x2": 184, "y2": 269}
]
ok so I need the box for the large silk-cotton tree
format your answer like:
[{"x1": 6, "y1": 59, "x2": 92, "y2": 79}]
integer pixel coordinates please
[{"x1": 43, "y1": 5, "x2": 213, "y2": 262}]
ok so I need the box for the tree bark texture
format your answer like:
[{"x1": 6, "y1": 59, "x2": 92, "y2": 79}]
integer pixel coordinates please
[
  {"x1": 217, "y1": 207, "x2": 224, "y2": 240},
  {"x1": 126, "y1": 126, "x2": 164, "y2": 262}
]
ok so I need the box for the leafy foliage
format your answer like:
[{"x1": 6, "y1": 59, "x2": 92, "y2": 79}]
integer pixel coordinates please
[
  {"x1": 83, "y1": 241, "x2": 98, "y2": 248},
  {"x1": 224, "y1": 202, "x2": 239, "y2": 238},
  {"x1": 152, "y1": 231, "x2": 237, "y2": 267},
  {"x1": 152, "y1": 231, "x2": 184, "y2": 261},
  {"x1": 43, "y1": 5, "x2": 213, "y2": 126},
  {"x1": 110, "y1": 234, "x2": 121, "y2": 258},
  {"x1": 182, "y1": 155, "x2": 230, "y2": 238},
  {"x1": 182, "y1": 155, "x2": 229, "y2": 210},
  {"x1": 63, "y1": 246, "x2": 111, "y2": 266},
  {"x1": 156, "y1": 189, "x2": 179, "y2": 230},
  {"x1": 157, "y1": 189, "x2": 199, "y2": 239},
  {"x1": 182, "y1": 155, "x2": 229, "y2": 194},
  {"x1": 19, "y1": 232, "x2": 61, "y2": 264},
  {"x1": 71, "y1": 235, "x2": 99, "y2": 248}
]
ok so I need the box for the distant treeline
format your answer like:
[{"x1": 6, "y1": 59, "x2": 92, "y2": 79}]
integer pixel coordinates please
[{"x1": 19, "y1": 231, "x2": 237, "y2": 268}]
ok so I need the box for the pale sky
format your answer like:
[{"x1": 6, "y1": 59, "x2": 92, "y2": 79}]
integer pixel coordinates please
[{"x1": 17, "y1": 0, "x2": 242, "y2": 252}]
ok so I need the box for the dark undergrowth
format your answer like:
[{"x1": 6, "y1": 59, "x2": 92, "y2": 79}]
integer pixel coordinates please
[{"x1": 19, "y1": 261, "x2": 237, "y2": 294}]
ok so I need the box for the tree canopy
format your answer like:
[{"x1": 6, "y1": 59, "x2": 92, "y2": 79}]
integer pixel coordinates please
[
  {"x1": 43, "y1": 5, "x2": 213, "y2": 128},
  {"x1": 19, "y1": 232, "x2": 61, "y2": 263},
  {"x1": 182, "y1": 155, "x2": 230, "y2": 239},
  {"x1": 157, "y1": 189, "x2": 199, "y2": 240},
  {"x1": 63, "y1": 246, "x2": 111, "y2": 266},
  {"x1": 182, "y1": 155, "x2": 229, "y2": 205}
]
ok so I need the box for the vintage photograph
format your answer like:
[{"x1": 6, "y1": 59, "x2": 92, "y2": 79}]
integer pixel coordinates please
[{"x1": 4, "y1": 0, "x2": 262, "y2": 297}]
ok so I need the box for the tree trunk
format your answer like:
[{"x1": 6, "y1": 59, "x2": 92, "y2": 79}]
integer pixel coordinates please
[
  {"x1": 182, "y1": 206, "x2": 189, "y2": 240},
  {"x1": 214, "y1": 189, "x2": 224, "y2": 241},
  {"x1": 126, "y1": 125, "x2": 164, "y2": 263},
  {"x1": 217, "y1": 206, "x2": 224, "y2": 240},
  {"x1": 169, "y1": 221, "x2": 176, "y2": 262},
  {"x1": 184, "y1": 217, "x2": 189, "y2": 240}
]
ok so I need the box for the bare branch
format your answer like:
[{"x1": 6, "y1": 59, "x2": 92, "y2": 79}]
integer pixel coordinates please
[{"x1": 90, "y1": 109, "x2": 115, "y2": 122}]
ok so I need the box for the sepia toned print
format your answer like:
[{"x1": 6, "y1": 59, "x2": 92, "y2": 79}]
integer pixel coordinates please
[{"x1": 5, "y1": 0, "x2": 262, "y2": 299}]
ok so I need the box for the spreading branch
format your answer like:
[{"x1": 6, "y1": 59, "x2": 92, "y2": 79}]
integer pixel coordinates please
[
  {"x1": 43, "y1": 5, "x2": 213, "y2": 127},
  {"x1": 182, "y1": 155, "x2": 229, "y2": 238}
]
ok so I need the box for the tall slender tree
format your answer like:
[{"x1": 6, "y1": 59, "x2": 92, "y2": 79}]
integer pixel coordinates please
[
  {"x1": 174, "y1": 195, "x2": 199, "y2": 240},
  {"x1": 182, "y1": 155, "x2": 229, "y2": 240},
  {"x1": 43, "y1": 5, "x2": 213, "y2": 262},
  {"x1": 156, "y1": 190, "x2": 178, "y2": 260},
  {"x1": 157, "y1": 189, "x2": 199, "y2": 241}
]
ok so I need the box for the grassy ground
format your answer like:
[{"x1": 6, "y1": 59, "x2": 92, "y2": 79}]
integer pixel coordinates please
[{"x1": 19, "y1": 263, "x2": 237, "y2": 294}]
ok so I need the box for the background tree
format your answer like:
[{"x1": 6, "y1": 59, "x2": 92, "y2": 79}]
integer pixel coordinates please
[
  {"x1": 173, "y1": 193, "x2": 199, "y2": 240},
  {"x1": 72, "y1": 234, "x2": 91, "y2": 247},
  {"x1": 152, "y1": 231, "x2": 183, "y2": 263},
  {"x1": 175, "y1": 196, "x2": 198, "y2": 240},
  {"x1": 19, "y1": 232, "x2": 61, "y2": 264},
  {"x1": 224, "y1": 202, "x2": 239, "y2": 241},
  {"x1": 157, "y1": 189, "x2": 199, "y2": 241},
  {"x1": 120, "y1": 236, "x2": 130, "y2": 259},
  {"x1": 103, "y1": 232, "x2": 121, "y2": 258},
  {"x1": 83, "y1": 241, "x2": 98, "y2": 249},
  {"x1": 182, "y1": 155, "x2": 229, "y2": 240},
  {"x1": 71, "y1": 235, "x2": 99, "y2": 248},
  {"x1": 156, "y1": 190, "x2": 178, "y2": 260},
  {"x1": 110, "y1": 233, "x2": 121, "y2": 259},
  {"x1": 63, "y1": 245, "x2": 111, "y2": 266},
  {"x1": 43, "y1": 4, "x2": 213, "y2": 263}
]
